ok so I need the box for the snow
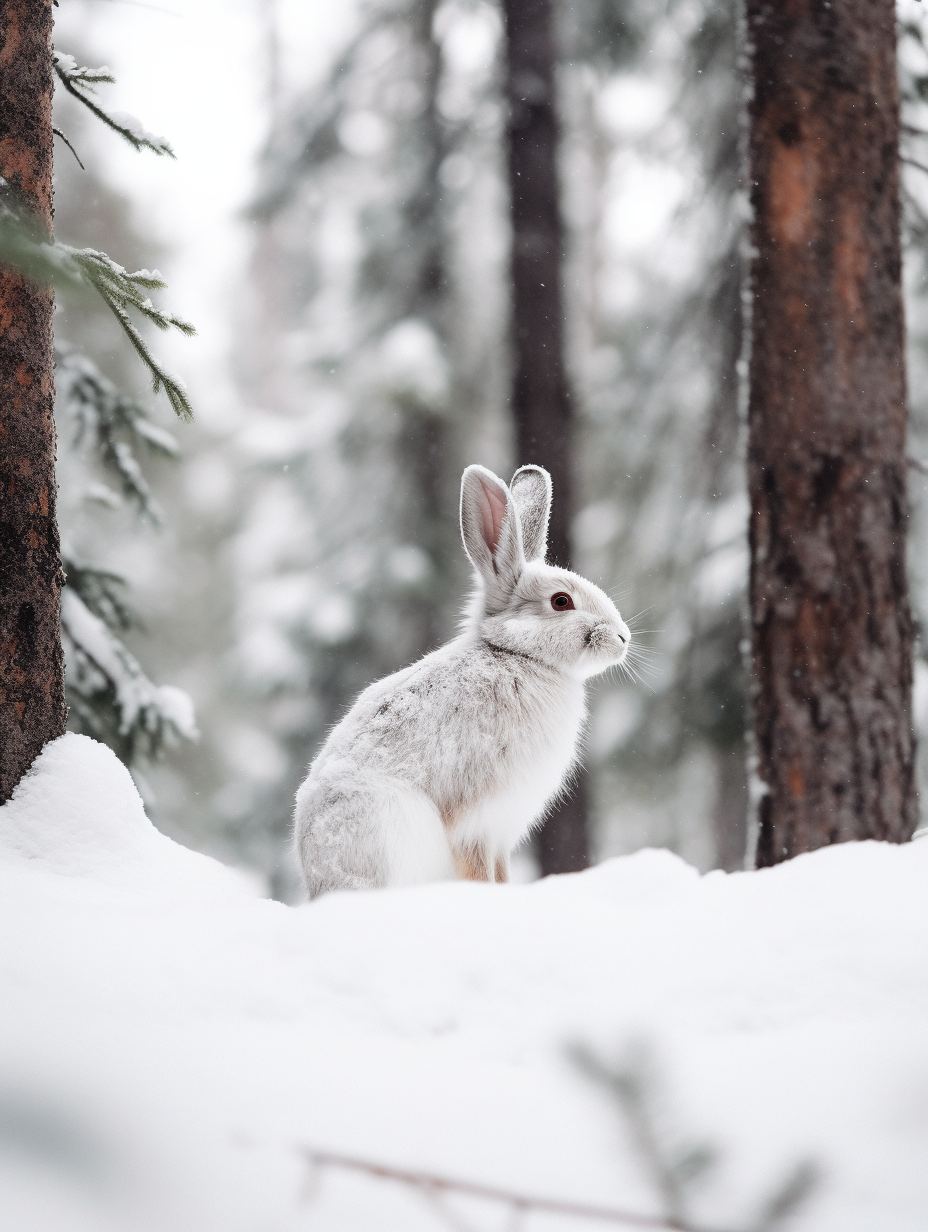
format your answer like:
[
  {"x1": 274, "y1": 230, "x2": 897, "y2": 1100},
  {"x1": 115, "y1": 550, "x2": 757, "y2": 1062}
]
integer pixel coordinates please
[
  {"x1": 60, "y1": 590, "x2": 196, "y2": 744},
  {"x1": 106, "y1": 111, "x2": 173, "y2": 155},
  {"x1": 153, "y1": 685, "x2": 198, "y2": 742},
  {"x1": 2, "y1": 735, "x2": 928, "y2": 1232}
]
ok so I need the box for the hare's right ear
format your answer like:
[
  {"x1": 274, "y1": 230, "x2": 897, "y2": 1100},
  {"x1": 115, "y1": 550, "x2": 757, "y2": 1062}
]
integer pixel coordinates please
[
  {"x1": 460, "y1": 465, "x2": 523, "y2": 609},
  {"x1": 509, "y1": 465, "x2": 552, "y2": 562}
]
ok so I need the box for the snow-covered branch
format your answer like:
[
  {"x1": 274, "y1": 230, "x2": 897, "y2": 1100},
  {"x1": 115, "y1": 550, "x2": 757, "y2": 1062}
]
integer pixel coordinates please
[
  {"x1": 62, "y1": 566, "x2": 197, "y2": 763},
  {"x1": 0, "y1": 202, "x2": 195, "y2": 420},
  {"x1": 53, "y1": 52, "x2": 174, "y2": 157},
  {"x1": 68, "y1": 249, "x2": 195, "y2": 421},
  {"x1": 57, "y1": 347, "x2": 178, "y2": 523}
]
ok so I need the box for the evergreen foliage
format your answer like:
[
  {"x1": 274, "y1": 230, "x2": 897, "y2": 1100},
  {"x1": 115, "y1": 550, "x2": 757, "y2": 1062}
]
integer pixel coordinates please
[
  {"x1": 0, "y1": 208, "x2": 194, "y2": 421},
  {"x1": 61, "y1": 557, "x2": 196, "y2": 764},
  {"x1": 68, "y1": 250, "x2": 194, "y2": 420},
  {"x1": 43, "y1": 43, "x2": 196, "y2": 771},
  {"x1": 53, "y1": 52, "x2": 174, "y2": 157},
  {"x1": 55, "y1": 345, "x2": 195, "y2": 762},
  {"x1": 57, "y1": 346, "x2": 178, "y2": 525}
]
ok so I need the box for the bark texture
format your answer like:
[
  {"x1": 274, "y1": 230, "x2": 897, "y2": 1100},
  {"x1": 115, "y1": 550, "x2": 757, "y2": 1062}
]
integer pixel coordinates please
[
  {"x1": 502, "y1": 0, "x2": 588, "y2": 874},
  {"x1": 0, "y1": 0, "x2": 66, "y2": 803},
  {"x1": 744, "y1": 0, "x2": 916, "y2": 864}
]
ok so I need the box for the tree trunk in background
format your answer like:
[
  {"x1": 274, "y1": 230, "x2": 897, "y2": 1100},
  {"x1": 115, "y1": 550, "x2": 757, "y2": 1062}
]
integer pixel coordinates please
[
  {"x1": 401, "y1": 0, "x2": 451, "y2": 655},
  {"x1": 0, "y1": 0, "x2": 66, "y2": 804},
  {"x1": 744, "y1": 0, "x2": 916, "y2": 865},
  {"x1": 501, "y1": 0, "x2": 588, "y2": 875}
]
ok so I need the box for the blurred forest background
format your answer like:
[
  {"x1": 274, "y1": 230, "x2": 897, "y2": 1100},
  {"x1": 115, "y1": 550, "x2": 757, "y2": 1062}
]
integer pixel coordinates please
[{"x1": 51, "y1": 0, "x2": 928, "y2": 897}]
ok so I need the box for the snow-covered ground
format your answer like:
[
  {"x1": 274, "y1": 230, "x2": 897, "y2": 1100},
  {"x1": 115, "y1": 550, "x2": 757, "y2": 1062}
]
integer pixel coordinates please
[{"x1": 2, "y1": 735, "x2": 927, "y2": 1232}]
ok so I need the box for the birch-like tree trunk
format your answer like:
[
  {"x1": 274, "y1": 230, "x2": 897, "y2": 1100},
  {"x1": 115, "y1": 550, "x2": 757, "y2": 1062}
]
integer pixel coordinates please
[
  {"x1": 0, "y1": 0, "x2": 66, "y2": 802},
  {"x1": 502, "y1": 0, "x2": 588, "y2": 874},
  {"x1": 744, "y1": 0, "x2": 916, "y2": 864}
]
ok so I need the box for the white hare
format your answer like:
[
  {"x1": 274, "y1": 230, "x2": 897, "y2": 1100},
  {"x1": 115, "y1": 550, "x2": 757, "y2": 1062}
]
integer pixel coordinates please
[{"x1": 294, "y1": 464, "x2": 631, "y2": 896}]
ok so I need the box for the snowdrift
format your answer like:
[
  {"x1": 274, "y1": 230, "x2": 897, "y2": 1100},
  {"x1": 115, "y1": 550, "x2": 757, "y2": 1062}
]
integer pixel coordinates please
[{"x1": 1, "y1": 734, "x2": 927, "y2": 1232}]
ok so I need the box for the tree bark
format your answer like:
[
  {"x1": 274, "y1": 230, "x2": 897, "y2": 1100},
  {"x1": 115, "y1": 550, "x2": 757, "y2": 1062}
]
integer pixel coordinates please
[
  {"x1": 744, "y1": 0, "x2": 916, "y2": 864},
  {"x1": 502, "y1": 0, "x2": 589, "y2": 874},
  {"x1": 0, "y1": 0, "x2": 66, "y2": 803}
]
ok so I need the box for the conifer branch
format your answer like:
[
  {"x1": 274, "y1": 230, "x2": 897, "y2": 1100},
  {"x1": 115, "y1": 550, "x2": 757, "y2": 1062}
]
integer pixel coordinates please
[
  {"x1": 0, "y1": 220, "x2": 195, "y2": 419},
  {"x1": 67, "y1": 248, "x2": 195, "y2": 420},
  {"x1": 61, "y1": 564, "x2": 197, "y2": 762},
  {"x1": 53, "y1": 125, "x2": 86, "y2": 170},
  {"x1": 57, "y1": 347, "x2": 178, "y2": 523},
  {"x1": 901, "y1": 155, "x2": 928, "y2": 177},
  {"x1": 53, "y1": 51, "x2": 175, "y2": 157}
]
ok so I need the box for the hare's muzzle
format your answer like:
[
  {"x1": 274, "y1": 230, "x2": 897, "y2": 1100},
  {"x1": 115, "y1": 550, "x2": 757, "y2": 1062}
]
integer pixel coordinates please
[{"x1": 586, "y1": 620, "x2": 630, "y2": 658}]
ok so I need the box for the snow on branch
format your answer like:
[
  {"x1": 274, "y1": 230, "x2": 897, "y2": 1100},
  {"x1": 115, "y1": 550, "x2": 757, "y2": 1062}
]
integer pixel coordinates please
[
  {"x1": 57, "y1": 347, "x2": 178, "y2": 524},
  {"x1": 62, "y1": 566, "x2": 197, "y2": 763},
  {"x1": 0, "y1": 199, "x2": 195, "y2": 421},
  {"x1": 53, "y1": 52, "x2": 175, "y2": 157},
  {"x1": 67, "y1": 249, "x2": 195, "y2": 420}
]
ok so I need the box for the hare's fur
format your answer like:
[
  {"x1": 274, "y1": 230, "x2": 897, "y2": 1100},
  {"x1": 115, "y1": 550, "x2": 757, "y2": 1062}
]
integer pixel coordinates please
[{"x1": 295, "y1": 464, "x2": 630, "y2": 896}]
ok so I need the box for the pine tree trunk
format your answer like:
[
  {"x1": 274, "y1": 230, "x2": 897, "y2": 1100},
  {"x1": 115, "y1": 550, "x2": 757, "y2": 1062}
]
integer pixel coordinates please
[
  {"x1": 0, "y1": 0, "x2": 66, "y2": 803},
  {"x1": 502, "y1": 0, "x2": 589, "y2": 875},
  {"x1": 402, "y1": 0, "x2": 452, "y2": 656},
  {"x1": 744, "y1": 0, "x2": 916, "y2": 864}
]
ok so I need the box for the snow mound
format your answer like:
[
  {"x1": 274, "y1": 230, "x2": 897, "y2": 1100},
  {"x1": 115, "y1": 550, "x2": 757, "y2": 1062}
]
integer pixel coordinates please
[
  {"x1": 2, "y1": 735, "x2": 928, "y2": 1232},
  {"x1": 1, "y1": 734, "x2": 251, "y2": 899}
]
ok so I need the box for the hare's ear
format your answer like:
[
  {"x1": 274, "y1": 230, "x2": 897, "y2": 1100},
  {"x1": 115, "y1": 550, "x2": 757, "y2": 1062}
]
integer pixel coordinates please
[
  {"x1": 460, "y1": 465, "x2": 523, "y2": 607},
  {"x1": 509, "y1": 465, "x2": 551, "y2": 562}
]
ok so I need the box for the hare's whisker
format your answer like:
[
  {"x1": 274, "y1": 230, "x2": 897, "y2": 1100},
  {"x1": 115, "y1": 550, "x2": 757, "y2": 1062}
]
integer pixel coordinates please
[{"x1": 625, "y1": 604, "x2": 656, "y2": 626}]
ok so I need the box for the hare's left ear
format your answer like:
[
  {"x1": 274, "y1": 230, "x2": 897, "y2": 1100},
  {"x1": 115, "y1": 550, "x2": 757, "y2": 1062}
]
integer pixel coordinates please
[{"x1": 509, "y1": 465, "x2": 552, "y2": 562}]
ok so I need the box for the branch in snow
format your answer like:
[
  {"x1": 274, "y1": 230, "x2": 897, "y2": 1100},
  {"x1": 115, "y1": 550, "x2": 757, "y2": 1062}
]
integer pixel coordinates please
[
  {"x1": 53, "y1": 52, "x2": 174, "y2": 157},
  {"x1": 303, "y1": 1119, "x2": 817, "y2": 1232},
  {"x1": 572, "y1": 1041, "x2": 820, "y2": 1232},
  {"x1": 302, "y1": 1144, "x2": 707, "y2": 1231}
]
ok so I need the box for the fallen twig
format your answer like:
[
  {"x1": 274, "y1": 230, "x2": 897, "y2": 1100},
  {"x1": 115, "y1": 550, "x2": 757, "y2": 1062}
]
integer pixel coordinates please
[{"x1": 302, "y1": 1145, "x2": 732, "y2": 1232}]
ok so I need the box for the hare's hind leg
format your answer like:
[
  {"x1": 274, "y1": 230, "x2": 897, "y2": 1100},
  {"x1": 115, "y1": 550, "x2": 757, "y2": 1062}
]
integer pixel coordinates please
[
  {"x1": 295, "y1": 775, "x2": 454, "y2": 895},
  {"x1": 295, "y1": 777, "x2": 389, "y2": 897}
]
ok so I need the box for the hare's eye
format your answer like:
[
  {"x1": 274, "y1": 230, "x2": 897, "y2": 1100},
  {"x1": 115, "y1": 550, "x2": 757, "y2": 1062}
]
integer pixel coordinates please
[{"x1": 551, "y1": 592, "x2": 574, "y2": 612}]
